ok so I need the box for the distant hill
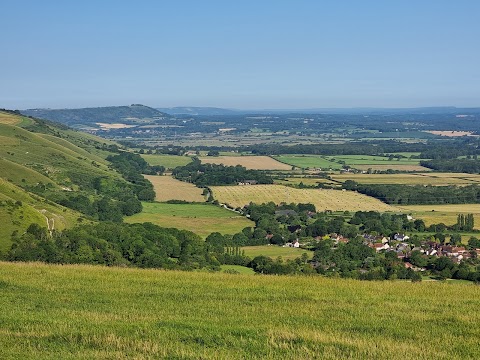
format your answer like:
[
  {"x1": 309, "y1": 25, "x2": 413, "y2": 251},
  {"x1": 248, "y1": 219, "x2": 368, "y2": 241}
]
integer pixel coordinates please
[
  {"x1": 21, "y1": 104, "x2": 171, "y2": 129},
  {"x1": 156, "y1": 106, "x2": 240, "y2": 116}
]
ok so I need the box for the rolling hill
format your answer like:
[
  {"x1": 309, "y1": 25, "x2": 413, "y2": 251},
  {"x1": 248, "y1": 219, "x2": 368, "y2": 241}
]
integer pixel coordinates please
[
  {"x1": 0, "y1": 110, "x2": 132, "y2": 251},
  {"x1": 21, "y1": 104, "x2": 171, "y2": 128}
]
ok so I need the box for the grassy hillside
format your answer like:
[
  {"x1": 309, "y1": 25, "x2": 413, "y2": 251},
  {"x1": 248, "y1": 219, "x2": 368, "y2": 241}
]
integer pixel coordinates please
[
  {"x1": 0, "y1": 262, "x2": 479, "y2": 359},
  {"x1": 0, "y1": 110, "x2": 127, "y2": 251},
  {"x1": 0, "y1": 179, "x2": 81, "y2": 252},
  {"x1": 21, "y1": 104, "x2": 170, "y2": 127}
]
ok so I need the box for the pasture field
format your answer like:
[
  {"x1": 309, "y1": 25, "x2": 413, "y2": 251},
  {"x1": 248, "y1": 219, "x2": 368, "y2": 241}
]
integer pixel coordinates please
[
  {"x1": 1, "y1": 262, "x2": 479, "y2": 359},
  {"x1": 198, "y1": 155, "x2": 292, "y2": 170},
  {"x1": 242, "y1": 245, "x2": 313, "y2": 261},
  {"x1": 397, "y1": 204, "x2": 480, "y2": 229},
  {"x1": 331, "y1": 173, "x2": 480, "y2": 185},
  {"x1": 141, "y1": 154, "x2": 192, "y2": 169},
  {"x1": 272, "y1": 155, "x2": 343, "y2": 169},
  {"x1": 210, "y1": 184, "x2": 397, "y2": 212},
  {"x1": 125, "y1": 202, "x2": 253, "y2": 238},
  {"x1": 326, "y1": 155, "x2": 426, "y2": 166},
  {"x1": 220, "y1": 264, "x2": 255, "y2": 274},
  {"x1": 144, "y1": 175, "x2": 205, "y2": 202}
]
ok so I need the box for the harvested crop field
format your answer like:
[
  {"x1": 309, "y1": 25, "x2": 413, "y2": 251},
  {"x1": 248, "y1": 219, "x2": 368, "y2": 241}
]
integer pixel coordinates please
[
  {"x1": 199, "y1": 156, "x2": 292, "y2": 170},
  {"x1": 331, "y1": 173, "x2": 480, "y2": 185},
  {"x1": 397, "y1": 204, "x2": 480, "y2": 229},
  {"x1": 425, "y1": 130, "x2": 477, "y2": 137},
  {"x1": 354, "y1": 164, "x2": 431, "y2": 171},
  {"x1": 144, "y1": 175, "x2": 205, "y2": 202},
  {"x1": 210, "y1": 184, "x2": 396, "y2": 212}
]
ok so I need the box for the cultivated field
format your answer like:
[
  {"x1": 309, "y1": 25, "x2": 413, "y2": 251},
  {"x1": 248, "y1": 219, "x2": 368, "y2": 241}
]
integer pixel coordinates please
[
  {"x1": 210, "y1": 184, "x2": 396, "y2": 212},
  {"x1": 397, "y1": 204, "x2": 480, "y2": 228},
  {"x1": 275, "y1": 177, "x2": 338, "y2": 186},
  {"x1": 425, "y1": 130, "x2": 476, "y2": 137},
  {"x1": 1, "y1": 262, "x2": 479, "y2": 359},
  {"x1": 144, "y1": 175, "x2": 205, "y2": 202},
  {"x1": 331, "y1": 173, "x2": 480, "y2": 185},
  {"x1": 198, "y1": 155, "x2": 292, "y2": 170},
  {"x1": 242, "y1": 245, "x2": 313, "y2": 261},
  {"x1": 125, "y1": 202, "x2": 253, "y2": 238},
  {"x1": 141, "y1": 154, "x2": 192, "y2": 169},
  {"x1": 353, "y1": 164, "x2": 431, "y2": 171}
]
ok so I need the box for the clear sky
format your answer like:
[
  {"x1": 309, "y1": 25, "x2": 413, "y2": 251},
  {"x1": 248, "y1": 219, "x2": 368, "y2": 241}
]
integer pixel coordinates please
[{"x1": 1, "y1": 0, "x2": 479, "y2": 109}]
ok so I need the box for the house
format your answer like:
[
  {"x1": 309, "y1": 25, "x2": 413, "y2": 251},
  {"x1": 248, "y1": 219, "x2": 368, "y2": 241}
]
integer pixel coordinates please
[
  {"x1": 394, "y1": 233, "x2": 410, "y2": 241},
  {"x1": 293, "y1": 240, "x2": 300, "y2": 248},
  {"x1": 370, "y1": 243, "x2": 390, "y2": 252}
]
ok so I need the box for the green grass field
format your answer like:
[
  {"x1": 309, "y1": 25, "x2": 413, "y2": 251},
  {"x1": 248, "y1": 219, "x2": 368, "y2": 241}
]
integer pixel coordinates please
[
  {"x1": 125, "y1": 202, "x2": 253, "y2": 238},
  {"x1": 242, "y1": 245, "x2": 313, "y2": 261},
  {"x1": 272, "y1": 155, "x2": 343, "y2": 169},
  {"x1": 220, "y1": 264, "x2": 255, "y2": 274},
  {"x1": 141, "y1": 154, "x2": 192, "y2": 169},
  {"x1": 1, "y1": 262, "x2": 479, "y2": 359}
]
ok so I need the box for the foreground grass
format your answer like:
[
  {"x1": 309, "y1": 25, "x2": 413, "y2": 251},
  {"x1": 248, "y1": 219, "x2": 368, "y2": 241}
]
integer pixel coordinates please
[
  {"x1": 125, "y1": 202, "x2": 253, "y2": 238},
  {"x1": 0, "y1": 262, "x2": 479, "y2": 359}
]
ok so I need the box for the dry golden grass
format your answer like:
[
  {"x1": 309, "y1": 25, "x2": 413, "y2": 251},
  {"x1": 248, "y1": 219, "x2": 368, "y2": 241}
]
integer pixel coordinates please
[
  {"x1": 397, "y1": 204, "x2": 480, "y2": 228},
  {"x1": 425, "y1": 130, "x2": 477, "y2": 137},
  {"x1": 211, "y1": 184, "x2": 396, "y2": 212},
  {"x1": 354, "y1": 164, "x2": 431, "y2": 171},
  {"x1": 0, "y1": 112, "x2": 21, "y2": 125},
  {"x1": 199, "y1": 156, "x2": 292, "y2": 170},
  {"x1": 95, "y1": 123, "x2": 137, "y2": 129},
  {"x1": 331, "y1": 173, "x2": 480, "y2": 185},
  {"x1": 144, "y1": 175, "x2": 205, "y2": 202}
]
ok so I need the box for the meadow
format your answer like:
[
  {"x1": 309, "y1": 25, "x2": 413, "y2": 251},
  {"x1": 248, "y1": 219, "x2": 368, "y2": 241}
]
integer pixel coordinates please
[
  {"x1": 144, "y1": 175, "x2": 205, "y2": 202},
  {"x1": 397, "y1": 204, "x2": 480, "y2": 229},
  {"x1": 125, "y1": 202, "x2": 253, "y2": 238},
  {"x1": 241, "y1": 245, "x2": 313, "y2": 261},
  {"x1": 141, "y1": 154, "x2": 192, "y2": 169},
  {"x1": 198, "y1": 155, "x2": 292, "y2": 170},
  {"x1": 211, "y1": 184, "x2": 396, "y2": 212},
  {"x1": 1, "y1": 262, "x2": 479, "y2": 359},
  {"x1": 272, "y1": 155, "x2": 343, "y2": 170}
]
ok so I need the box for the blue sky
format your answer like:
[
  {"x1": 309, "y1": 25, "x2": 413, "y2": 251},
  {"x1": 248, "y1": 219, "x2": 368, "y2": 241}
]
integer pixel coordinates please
[{"x1": 1, "y1": 0, "x2": 479, "y2": 109}]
